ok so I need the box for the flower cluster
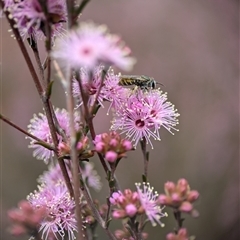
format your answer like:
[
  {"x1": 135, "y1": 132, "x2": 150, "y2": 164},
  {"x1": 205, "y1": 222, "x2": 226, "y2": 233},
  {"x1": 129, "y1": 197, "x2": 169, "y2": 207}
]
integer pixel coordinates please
[
  {"x1": 52, "y1": 22, "x2": 136, "y2": 71},
  {"x1": 3, "y1": 0, "x2": 67, "y2": 39},
  {"x1": 8, "y1": 200, "x2": 47, "y2": 237},
  {"x1": 27, "y1": 108, "x2": 80, "y2": 163},
  {"x1": 58, "y1": 135, "x2": 94, "y2": 160},
  {"x1": 111, "y1": 89, "x2": 179, "y2": 148},
  {"x1": 158, "y1": 179, "x2": 199, "y2": 217},
  {"x1": 94, "y1": 131, "x2": 133, "y2": 163},
  {"x1": 110, "y1": 183, "x2": 166, "y2": 227}
]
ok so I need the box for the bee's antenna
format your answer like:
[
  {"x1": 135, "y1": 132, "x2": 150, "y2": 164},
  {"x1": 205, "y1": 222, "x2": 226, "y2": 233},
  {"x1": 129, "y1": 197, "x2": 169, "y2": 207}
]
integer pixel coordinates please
[{"x1": 156, "y1": 82, "x2": 164, "y2": 87}]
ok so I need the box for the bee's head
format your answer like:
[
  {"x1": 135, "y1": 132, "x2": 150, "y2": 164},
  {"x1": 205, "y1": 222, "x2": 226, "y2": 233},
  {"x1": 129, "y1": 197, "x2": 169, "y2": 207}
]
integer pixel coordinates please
[{"x1": 148, "y1": 78, "x2": 156, "y2": 89}]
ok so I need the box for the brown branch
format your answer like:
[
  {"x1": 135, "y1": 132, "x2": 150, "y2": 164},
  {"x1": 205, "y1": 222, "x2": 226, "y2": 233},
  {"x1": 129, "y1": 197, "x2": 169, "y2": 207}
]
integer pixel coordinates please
[{"x1": 0, "y1": 113, "x2": 54, "y2": 151}]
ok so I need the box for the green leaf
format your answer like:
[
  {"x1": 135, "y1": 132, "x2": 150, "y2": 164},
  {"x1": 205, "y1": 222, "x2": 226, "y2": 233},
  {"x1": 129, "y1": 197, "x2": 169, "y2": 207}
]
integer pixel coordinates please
[{"x1": 46, "y1": 80, "x2": 54, "y2": 98}]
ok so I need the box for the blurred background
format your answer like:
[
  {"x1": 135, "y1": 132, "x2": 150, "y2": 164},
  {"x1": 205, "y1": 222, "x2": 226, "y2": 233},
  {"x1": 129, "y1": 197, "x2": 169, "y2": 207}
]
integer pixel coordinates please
[{"x1": 1, "y1": 0, "x2": 239, "y2": 239}]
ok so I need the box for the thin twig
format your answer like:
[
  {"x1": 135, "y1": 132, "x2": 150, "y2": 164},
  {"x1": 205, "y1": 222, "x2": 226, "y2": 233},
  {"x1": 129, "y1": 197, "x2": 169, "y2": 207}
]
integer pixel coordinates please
[
  {"x1": 81, "y1": 181, "x2": 117, "y2": 240},
  {"x1": 75, "y1": 0, "x2": 91, "y2": 16},
  {"x1": 76, "y1": 72, "x2": 109, "y2": 173},
  {"x1": 0, "y1": 113, "x2": 54, "y2": 151},
  {"x1": 173, "y1": 209, "x2": 183, "y2": 232},
  {"x1": 65, "y1": 67, "x2": 84, "y2": 240},
  {"x1": 29, "y1": 37, "x2": 45, "y2": 85},
  {"x1": 140, "y1": 137, "x2": 149, "y2": 182},
  {"x1": 89, "y1": 68, "x2": 107, "y2": 116}
]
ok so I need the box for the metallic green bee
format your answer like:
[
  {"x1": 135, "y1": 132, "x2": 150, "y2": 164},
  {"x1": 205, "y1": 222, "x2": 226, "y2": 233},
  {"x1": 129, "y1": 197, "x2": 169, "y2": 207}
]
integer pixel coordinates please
[{"x1": 118, "y1": 75, "x2": 161, "y2": 90}]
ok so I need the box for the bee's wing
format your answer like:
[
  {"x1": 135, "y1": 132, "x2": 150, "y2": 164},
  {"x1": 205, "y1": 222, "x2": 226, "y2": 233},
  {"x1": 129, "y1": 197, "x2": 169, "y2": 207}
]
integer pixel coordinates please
[{"x1": 120, "y1": 75, "x2": 142, "y2": 81}]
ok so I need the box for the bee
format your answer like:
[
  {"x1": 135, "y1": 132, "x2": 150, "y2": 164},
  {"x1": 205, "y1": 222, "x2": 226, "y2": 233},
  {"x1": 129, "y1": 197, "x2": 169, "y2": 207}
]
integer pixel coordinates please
[{"x1": 118, "y1": 75, "x2": 161, "y2": 90}]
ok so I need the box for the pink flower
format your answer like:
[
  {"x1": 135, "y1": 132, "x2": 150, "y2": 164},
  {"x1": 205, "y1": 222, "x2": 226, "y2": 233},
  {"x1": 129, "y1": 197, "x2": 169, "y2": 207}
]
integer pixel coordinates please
[
  {"x1": 39, "y1": 161, "x2": 102, "y2": 192},
  {"x1": 10, "y1": 0, "x2": 66, "y2": 39},
  {"x1": 72, "y1": 65, "x2": 130, "y2": 113},
  {"x1": 28, "y1": 181, "x2": 77, "y2": 240},
  {"x1": 27, "y1": 108, "x2": 79, "y2": 163},
  {"x1": 136, "y1": 182, "x2": 166, "y2": 227},
  {"x1": 101, "y1": 70, "x2": 130, "y2": 113},
  {"x1": 111, "y1": 89, "x2": 179, "y2": 148},
  {"x1": 52, "y1": 22, "x2": 136, "y2": 70},
  {"x1": 72, "y1": 65, "x2": 106, "y2": 108}
]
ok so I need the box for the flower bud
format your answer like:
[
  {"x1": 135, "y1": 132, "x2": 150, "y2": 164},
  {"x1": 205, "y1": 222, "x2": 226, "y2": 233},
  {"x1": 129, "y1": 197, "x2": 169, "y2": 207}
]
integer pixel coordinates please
[
  {"x1": 105, "y1": 150, "x2": 118, "y2": 163},
  {"x1": 187, "y1": 190, "x2": 199, "y2": 202},
  {"x1": 164, "y1": 181, "x2": 176, "y2": 194},
  {"x1": 125, "y1": 204, "x2": 137, "y2": 217},
  {"x1": 172, "y1": 193, "x2": 181, "y2": 204},
  {"x1": 179, "y1": 201, "x2": 193, "y2": 213}
]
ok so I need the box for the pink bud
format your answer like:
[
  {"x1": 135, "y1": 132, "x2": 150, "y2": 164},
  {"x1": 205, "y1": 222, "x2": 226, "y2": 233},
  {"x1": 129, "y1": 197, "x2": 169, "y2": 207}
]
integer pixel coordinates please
[
  {"x1": 158, "y1": 194, "x2": 168, "y2": 205},
  {"x1": 178, "y1": 228, "x2": 188, "y2": 237},
  {"x1": 94, "y1": 134, "x2": 102, "y2": 142},
  {"x1": 10, "y1": 225, "x2": 27, "y2": 236},
  {"x1": 76, "y1": 142, "x2": 83, "y2": 150},
  {"x1": 132, "y1": 192, "x2": 139, "y2": 201},
  {"x1": 105, "y1": 151, "x2": 118, "y2": 163},
  {"x1": 179, "y1": 201, "x2": 193, "y2": 213},
  {"x1": 95, "y1": 142, "x2": 105, "y2": 152},
  {"x1": 177, "y1": 179, "x2": 189, "y2": 194},
  {"x1": 166, "y1": 233, "x2": 175, "y2": 240},
  {"x1": 164, "y1": 181, "x2": 176, "y2": 194},
  {"x1": 122, "y1": 140, "x2": 132, "y2": 151},
  {"x1": 125, "y1": 204, "x2": 137, "y2": 217},
  {"x1": 110, "y1": 138, "x2": 118, "y2": 147},
  {"x1": 187, "y1": 190, "x2": 199, "y2": 202},
  {"x1": 110, "y1": 192, "x2": 121, "y2": 205},
  {"x1": 112, "y1": 209, "x2": 126, "y2": 219},
  {"x1": 171, "y1": 193, "x2": 181, "y2": 204}
]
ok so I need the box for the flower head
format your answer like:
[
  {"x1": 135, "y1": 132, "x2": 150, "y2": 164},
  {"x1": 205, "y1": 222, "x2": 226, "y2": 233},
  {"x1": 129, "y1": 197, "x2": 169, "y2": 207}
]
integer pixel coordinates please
[
  {"x1": 72, "y1": 65, "x2": 130, "y2": 114},
  {"x1": 9, "y1": 0, "x2": 66, "y2": 39},
  {"x1": 72, "y1": 65, "x2": 107, "y2": 108},
  {"x1": 111, "y1": 89, "x2": 179, "y2": 148},
  {"x1": 136, "y1": 182, "x2": 166, "y2": 227},
  {"x1": 27, "y1": 108, "x2": 79, "y2": 163},
  {"x1": 39, "y1": 161, "x2": 102, "y2": 192},
  {"x1": 27, "y1": 181, "x2": 77, "y2": 240},
  {"x1": 52, "y1": 22, "x2": 136, "y2": 70}
]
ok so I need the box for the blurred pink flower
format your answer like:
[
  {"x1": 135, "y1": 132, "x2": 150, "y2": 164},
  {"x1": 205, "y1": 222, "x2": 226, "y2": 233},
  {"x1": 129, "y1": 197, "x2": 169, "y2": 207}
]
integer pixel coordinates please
[
  {"x1": 52, "y1": 22, "x2": 136, "y2": 70},
  {"x1": 10, "y1": 0, "x2": 66, "y2": 39}
]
